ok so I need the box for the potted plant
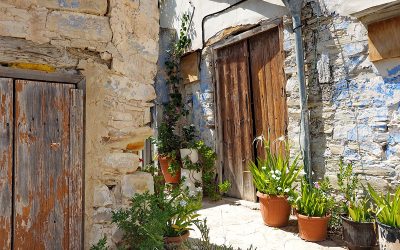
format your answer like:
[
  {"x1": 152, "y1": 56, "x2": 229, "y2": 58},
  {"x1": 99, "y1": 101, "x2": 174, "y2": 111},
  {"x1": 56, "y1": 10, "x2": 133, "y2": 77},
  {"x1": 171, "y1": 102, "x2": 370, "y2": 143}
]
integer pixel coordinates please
[
  {"x1": 294, "y1": 177, "x2": 334, "y2": 242},
  {"x1": 163, "y1": 185, "x2": 201, "y2": 247},
  {"x1": 249, "y1": 138, "x2": 301, "y2": 227},
  {"x1": 152, "y1": 121, "x2": 182, "y2": 184},
  {"x1": 341, "y1": 199, "x2": 376, "y2": 250},
  {"x1": 368, "y1": 184, "x2": 400, "y2": 250},
  {"x1": 337, "y1": 161, "x2": 377, "y2": 250}
]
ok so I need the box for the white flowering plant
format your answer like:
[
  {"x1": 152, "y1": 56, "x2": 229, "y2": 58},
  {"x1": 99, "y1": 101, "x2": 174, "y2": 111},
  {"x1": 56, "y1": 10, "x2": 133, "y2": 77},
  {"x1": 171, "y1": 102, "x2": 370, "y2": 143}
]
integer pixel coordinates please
[
  {"x1": 164, "y1": 185, "x2": 202, "y2": 237},
  {"x1": 249, "y1": 137, "x2": 302, "y2": 199}
]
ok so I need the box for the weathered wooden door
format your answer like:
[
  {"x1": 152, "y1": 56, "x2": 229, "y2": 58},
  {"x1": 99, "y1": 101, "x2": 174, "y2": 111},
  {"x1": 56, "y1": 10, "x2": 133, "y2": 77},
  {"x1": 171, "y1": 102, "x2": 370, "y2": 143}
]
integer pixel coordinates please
[
  {"x1": 0, "y1": 78, "x2": 83, "y2": 249},
  {"x1": 215, "y1": 25, "x2": 287, "y2": 201}
]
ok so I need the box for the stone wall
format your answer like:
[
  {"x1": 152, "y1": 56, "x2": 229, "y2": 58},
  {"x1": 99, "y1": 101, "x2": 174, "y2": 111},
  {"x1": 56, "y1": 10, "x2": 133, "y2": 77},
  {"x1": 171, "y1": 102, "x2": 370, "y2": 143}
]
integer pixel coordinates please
[
  {"x1": 284, "y1": 0, "x2": 400, "y2": 190},
  {"x1": 0, "y1": 0, "x2": 159, "y2": 248}
]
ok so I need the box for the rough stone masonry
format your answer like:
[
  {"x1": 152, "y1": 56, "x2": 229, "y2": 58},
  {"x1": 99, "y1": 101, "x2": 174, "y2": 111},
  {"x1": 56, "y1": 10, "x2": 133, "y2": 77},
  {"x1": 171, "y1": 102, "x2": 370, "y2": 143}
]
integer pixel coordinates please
[
  {"x1": 0, "y1": 0, "x2": 159, "y2": 248},
  {"x1": 284, "y1": 0, "x2": 400, "y2": 190}
]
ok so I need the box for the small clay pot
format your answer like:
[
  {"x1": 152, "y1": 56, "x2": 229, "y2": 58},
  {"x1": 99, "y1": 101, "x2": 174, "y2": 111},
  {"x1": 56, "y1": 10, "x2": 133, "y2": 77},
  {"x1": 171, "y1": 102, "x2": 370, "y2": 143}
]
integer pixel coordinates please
[
  {"x1": 257, "y1": 192, "x2": 291, "y2": 227},
  {"x1": 159, "y1": 156, "x2": 181, "y2": 184},
  {"x1": 297, "y1": 212, "x2": 331, "y2": 242},
  {"x1": 164, "y1": 231, "x2": 190, "y2": 245}
]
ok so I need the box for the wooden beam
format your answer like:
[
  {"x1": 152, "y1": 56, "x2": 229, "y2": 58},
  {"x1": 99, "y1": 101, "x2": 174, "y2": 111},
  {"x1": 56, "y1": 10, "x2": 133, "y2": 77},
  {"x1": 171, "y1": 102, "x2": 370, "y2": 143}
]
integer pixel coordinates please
[
  {"x1": 0, "y1": 66, "x2": 83, "y2": 84},
  {"x1": 212, "y1": 18, "x2": 281, "y2": 50}
]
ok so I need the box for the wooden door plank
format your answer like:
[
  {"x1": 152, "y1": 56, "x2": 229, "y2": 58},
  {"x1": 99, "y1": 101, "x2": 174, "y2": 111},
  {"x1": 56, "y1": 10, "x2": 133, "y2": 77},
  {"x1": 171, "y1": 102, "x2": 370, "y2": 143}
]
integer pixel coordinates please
[
  {"x1": 220, "y1": 48, "x2": 236, "y2": 197},
  {"x1": 69, "y1": 89, "x2": 84, "y2": 249},
  {"x1": 0, "y1": 78, "x2": 13, "y2": 249},
  {"x1": 269, "y1": 27, "x2": 283, "y2": 153},
  {"x1": 14, "y1": 80, "x2": 74, "y2": 249},
  {"x1": 239, "y1": 41, "x2": 256, "y2": 201},
  {"x1": 229, "y1": 46, "x2": 241, "y2": 198},
  {"x1": 213, "y1": 52, "x2": 224, "y2": 185},
  {"x1": 249, "y1": 26, "x2": 286, "y2": 155}
]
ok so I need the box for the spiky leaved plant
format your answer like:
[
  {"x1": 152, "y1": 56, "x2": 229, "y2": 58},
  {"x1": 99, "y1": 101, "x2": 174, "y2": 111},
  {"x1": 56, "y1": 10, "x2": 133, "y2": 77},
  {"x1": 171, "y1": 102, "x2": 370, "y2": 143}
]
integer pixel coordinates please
[{"x1": 249, "y1": 137, "x2": 301, "y2": 199}]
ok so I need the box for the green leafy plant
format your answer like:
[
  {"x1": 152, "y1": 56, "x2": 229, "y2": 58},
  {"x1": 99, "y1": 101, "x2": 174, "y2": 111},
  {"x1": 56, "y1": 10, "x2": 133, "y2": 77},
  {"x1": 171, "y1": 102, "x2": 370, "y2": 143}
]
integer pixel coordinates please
[
  {"x1": 337, "y1": 160, "x2": 359, "y2": 205},
  {"x1": 112, "y1": 184, "x2": 201, "y2": 249},
  {"x1": 182, "y1": 124, "x2": 197, "y2": 148},
  {"x1": 90, "y1": 236, "x2": 108, "y2": 250},
  {"x1": 196, "y1": 140, "x2": 225, "y2": 200},
  {"x1": 336, "y1": 161, "x2": 374, "y2": 223},
  {"x1": 111, "y1": 192, "x2": 169, "y2": 249},
  {"x1": 295, "y1": 177, "x2": 334, "y2": 217},
  {"x1": 368, "y1": 184, "x2": 400, "y2": 228},
  {"x1": 348, "y1": 198, "x2": 373, "y2": 223},
  {"x1": 218, "y1": 180, "x2": 231, "y2": 195},
  {"x1": 249, "y1": 138, "x2": 301, "y2": 198},
  {"x1": 182, "y1": 155, "x2": 202, "y2": 172}
]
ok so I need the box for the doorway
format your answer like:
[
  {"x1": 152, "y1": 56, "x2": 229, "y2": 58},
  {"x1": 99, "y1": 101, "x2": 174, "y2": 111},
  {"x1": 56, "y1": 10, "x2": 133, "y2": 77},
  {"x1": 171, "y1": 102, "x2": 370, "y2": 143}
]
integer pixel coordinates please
[
  {"x1": 0, "y1": 71, "x2": 84, "y2": 249},
  {"x1": 214, "y1": 24, "x2": 288, "y2": 201}
]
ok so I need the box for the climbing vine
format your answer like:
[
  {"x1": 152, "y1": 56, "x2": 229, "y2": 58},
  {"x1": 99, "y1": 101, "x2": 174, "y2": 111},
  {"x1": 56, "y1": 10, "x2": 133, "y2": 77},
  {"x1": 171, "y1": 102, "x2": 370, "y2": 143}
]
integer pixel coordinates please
[
  {"x1": 151, "y1": 12, "x2": 192, "y2": 174},
  {"x1": 153, "y1": 11, "x2": 230, "y2": 199}
]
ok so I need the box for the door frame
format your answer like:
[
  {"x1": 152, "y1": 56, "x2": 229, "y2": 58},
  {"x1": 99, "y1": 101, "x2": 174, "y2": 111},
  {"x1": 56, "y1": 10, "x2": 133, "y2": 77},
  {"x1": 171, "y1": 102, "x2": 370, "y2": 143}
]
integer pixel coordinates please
[
  {"x1": 0, "y1": 66, "x2": 86, "y2": 248},
  {"x1": 211, "y1": 17, "x2": 285, "y2": 194}
]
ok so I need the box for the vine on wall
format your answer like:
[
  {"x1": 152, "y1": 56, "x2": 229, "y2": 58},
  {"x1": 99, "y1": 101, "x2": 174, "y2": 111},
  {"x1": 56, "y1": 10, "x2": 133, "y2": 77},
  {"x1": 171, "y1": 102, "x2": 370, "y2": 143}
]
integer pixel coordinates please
[{"x1": 152, "y1": 11, "x2": 230, "y2": 199}]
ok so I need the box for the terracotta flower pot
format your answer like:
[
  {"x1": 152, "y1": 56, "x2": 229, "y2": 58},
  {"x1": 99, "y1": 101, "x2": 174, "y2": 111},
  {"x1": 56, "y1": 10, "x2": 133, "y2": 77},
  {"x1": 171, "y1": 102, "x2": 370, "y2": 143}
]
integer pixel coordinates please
[
  {"x1": 159, "y1": 156, "x2": 181, "y2": 184},
  {"x1": 257, "y1": 192, "x2": 291, "y2": 227},
  {"x1": 164, "y1": 231, "x2": 190, "y2": 245},
  {"x1": 297, "y1": 212, "x2": 331, "y2": 242}
]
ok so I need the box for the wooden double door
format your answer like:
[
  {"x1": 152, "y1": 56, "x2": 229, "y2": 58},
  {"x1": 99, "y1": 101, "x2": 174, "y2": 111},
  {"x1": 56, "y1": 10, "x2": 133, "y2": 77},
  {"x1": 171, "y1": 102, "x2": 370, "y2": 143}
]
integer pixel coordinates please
[
  {"x1": 215, "y1": 25, "x2": 288, "y2": 201},
  {"x1": 0, "y1": 78, "x2": 83, "y2": 249}
]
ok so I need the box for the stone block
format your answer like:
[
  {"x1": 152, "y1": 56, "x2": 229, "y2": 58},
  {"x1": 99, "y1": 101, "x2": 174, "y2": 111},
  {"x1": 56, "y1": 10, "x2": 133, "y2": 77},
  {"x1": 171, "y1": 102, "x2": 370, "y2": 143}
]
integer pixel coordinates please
[
  {"x1": 106, "y1": 75, "x2": 156, "y2": 102},
  {"x1": 105, "y1": 126, "x2": 153, "y2": 150},
  {"x1": 93, "y1": 184, "x2": 114, "y2": 208},
  {"x1": 121, "y1": 172, "x2": 154, "y2": 200},
  {"x1": 37, "y1": 0, "x2": 108, "y2": 15},
  {"x1": 317, "y1": 52, "x2": 331, "y2": 83},
  {"x1": 93, "y1": 207, "x2": 113, "y2": 223},
  {"x1": 47, "y1": 11, "x2": 112, "y2": 43},
  {"x1": 89, "y1": 224, "x2": 116, "y2": 249},
  {"x1": 103, "y1": 152, "x2": 139, "y2": 174},
  {"x1": 355, "y1": 165, "x2": 395, "y2": 177},
  {"x1": 0, "y1": 5, "x2": 29, "y2": 38},
  {"x1": 112, "y1": 227, "x2": 124, "y2": 244}
]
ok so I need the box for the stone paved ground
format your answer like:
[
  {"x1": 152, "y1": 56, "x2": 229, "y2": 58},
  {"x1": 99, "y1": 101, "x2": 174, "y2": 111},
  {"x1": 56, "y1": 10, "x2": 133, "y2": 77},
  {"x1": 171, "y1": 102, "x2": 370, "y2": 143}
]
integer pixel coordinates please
[{"x1": 190, "y1": 198, "x2": 347, "y2": 250}]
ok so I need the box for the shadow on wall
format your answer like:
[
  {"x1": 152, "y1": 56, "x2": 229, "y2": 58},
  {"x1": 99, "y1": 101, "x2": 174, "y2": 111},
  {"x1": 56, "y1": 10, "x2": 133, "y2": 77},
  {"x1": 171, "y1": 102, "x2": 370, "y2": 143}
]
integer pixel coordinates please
[
  {"x1": 159, "y1": 0, "x2": 178, "y2": 30},
  {"x1": 203, "y1": 0, "x2": 287, "y2": 43}
]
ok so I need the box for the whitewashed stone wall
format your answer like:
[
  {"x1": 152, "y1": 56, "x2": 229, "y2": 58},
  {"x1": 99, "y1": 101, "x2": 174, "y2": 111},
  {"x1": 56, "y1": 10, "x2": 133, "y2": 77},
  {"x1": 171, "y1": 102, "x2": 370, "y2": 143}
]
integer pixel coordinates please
[
  {"x1": 284, "y1": 0, "x2": 400, "y2": 191},
  {"x1": 0, "y1": 1, "x2": 158, "y2": 248}
]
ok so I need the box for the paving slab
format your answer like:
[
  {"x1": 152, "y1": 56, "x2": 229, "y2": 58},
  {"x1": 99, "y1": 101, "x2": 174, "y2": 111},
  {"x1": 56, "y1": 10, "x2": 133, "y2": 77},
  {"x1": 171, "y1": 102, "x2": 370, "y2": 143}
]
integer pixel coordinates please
[{"x1": 190, "y1": 198, "x2": 347, "y2": 250}]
